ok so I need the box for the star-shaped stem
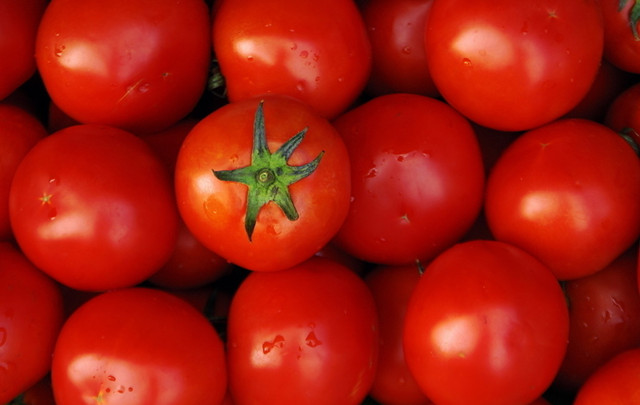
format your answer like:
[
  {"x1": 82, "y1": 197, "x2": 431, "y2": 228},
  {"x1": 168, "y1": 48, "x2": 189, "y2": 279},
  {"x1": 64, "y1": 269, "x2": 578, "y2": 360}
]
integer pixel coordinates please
[{"x1": 213, "y1": 100, "x2": 324, "y2": 241}]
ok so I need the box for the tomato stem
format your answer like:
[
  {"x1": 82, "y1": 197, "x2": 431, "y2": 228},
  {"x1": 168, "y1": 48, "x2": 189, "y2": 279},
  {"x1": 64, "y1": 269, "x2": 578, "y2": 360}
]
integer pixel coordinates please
[
  {"x1": 619, "y1": 127, "x2": 640, "y2": 156},
  {"x1": 212, "y1": 100, "x2": 324, "y2": 241},
  {"x1": 619, "y1": 0, "x2": 640, "y2": 40}
]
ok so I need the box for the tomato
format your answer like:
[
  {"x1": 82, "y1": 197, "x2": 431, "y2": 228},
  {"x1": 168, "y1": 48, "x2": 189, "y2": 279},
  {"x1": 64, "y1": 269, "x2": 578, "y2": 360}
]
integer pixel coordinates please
[
  {"x1": 359, "y1": 0, "x2": 439, "y2": 97},
  {"x1": 9, "y1": 376, "x2": 56, "y2": 405},
  {"x1": 51, "y1": 287, "x2": 227, "y2": 405},
  {"x1": 605, "y1": 81, "x2": 640, "y2": 151},
  {"x1": 0, "y1": 103, "x2": 48, "y2": 240},
  {"x1": 0, "y1": 242, "x2": 64, "y2": 404},
  {"x1": 553, "y1": 247, "x2": 640, "y2": 393},
  {"x1": 175, "y1": 96, "x2": 351, "y2": 272},
  {"x1": 226, "y1": 257, "x2": 378, "y2": 405},
  {"x1": 35, "y1": 0, "x2": 211, "y2": 134},
  {"x1": 9, "y1": 124, "x2": 179, "y2": 291},
  {"x1": 485, "y1": 119, "x2": 640, "y2": 280},
  {"x1": 573, "y1": 347, "x2": 640, "y2": 404},
  {"x1": 425, "y1": 0, "x2": 604, "y2": 131},
  {"x1": 0, "y1": 0, "x2": 47, "y2": 100},
  {"x1": 365, "y1": 264, "x2": 431, "y2": 405},
  {"x1": 403, "y1": 240, "x2": 569, "y2": 405},
  {"x1": 141, "y1": 120, "x2": 233, "y2": 289},
  {"x1": 332, "y1": 93, "x2": 484, "y2": 266},
  {"x1": 212, "y1": 0, "x2": 371, "y2": 119},
  {"x1": 598, "y1": 0, "x2": 640, "y2": 73}
]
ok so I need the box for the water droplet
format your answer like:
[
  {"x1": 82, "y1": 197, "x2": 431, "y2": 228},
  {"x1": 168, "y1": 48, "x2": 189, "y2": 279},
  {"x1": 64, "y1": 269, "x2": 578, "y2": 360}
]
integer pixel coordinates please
[
  {"x1": 128, "y1": 387, "x2": 134, "y2": 392},
  {"x1": 117, "y1": 385, "x2": 126, "y2": 394},
  {"x1": 290, "y1": 43, "x2": 297, "y2": 51},
  {"x1": 299, "y1": 50, "x2": 309, "y2": 59},
  {"x1": 401, "y1": 46, "x2": 412, "y2": 55},
  {"x1": 48, "y1": 206, "x2": 57, "y2": 220},
  {"x1": 295, "y1": 81, "x2": 305, "y2": 92},
  {"x1": 247, "y1": 55, "x2": 254, "y2": 62},
  {"x1": 366, "y1": 168, "x2": 377, "y2": 178},
  {"x1": 107, "y1": 375, "x2": 116, "y2": 382},
  {"x1": 263, "y1": 335, "x2": 285, "y2": 354},
  {"x1": 462, "y1": 58, "x2": 472, "y2": 67},
  {"x1": 105, "y1": 388, "x2": 111, "y2": 393},
  {"x1": 305, "y1": 331, "x2": 322, "y2": 347},
  {"x1": 396, "y1": 155, "x2": 405, "y2": 162},
  {"x1": 137, "y1": 82, "x2": 151, "y2": 93},
  {"x1": 54, "y1": 45, "x2": 65, "y2": 57}
]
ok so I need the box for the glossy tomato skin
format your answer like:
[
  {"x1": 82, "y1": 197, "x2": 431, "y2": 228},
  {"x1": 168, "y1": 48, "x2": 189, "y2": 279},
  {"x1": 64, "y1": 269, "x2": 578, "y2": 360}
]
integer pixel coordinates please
[
  {"x1": 35, "y1": 0, "x2": 211, "y2": 134},
  {"x1": 0, "y1": 103, "x2": 48, "y2": 240},
  {"x1": 598, "y1": 0, "x2": 640, "y2": 73},
  {"x1": 485, "y1": 119, "x2": 640, "y2": 280},
  {"x1": 175, "y1": 96, "x2": 351, "y2": 272},
  {"x1": 51, "y1": 287, "x2": 227, "y2": 405},
  {"x1": 553, "y1": 247, "x2": 640, "y2": 393},
  {"x1": 605, "y1": 81, "x2": 640, "y2": 149},
  {"x1": 0, "y1": 0, "x2": 47, "y2": 100},
  {"x1": 573, "y1": 347, "x2": 640, "y2": 404},
  {"x1": 425, "y1": 0, "x2": 604, "y2": 131},
  {"x1": 0, "y1": 242, "x2": 64, "y2": 404},
  {"x1": 365, "y1": 265, "x2": 431, "y2": 405},
  {"x1": 9, "y1": 124, "x2": 179, "y2": 291},
  {"x1": 403, "y1": 240, "x2": 569, "y2": 405},
  {"x1": 360, "y1": 0, "x2": 438, "y2": 97},
  {"x1": 226, "y1": 257, "x2": 379, "y2": 405},
  {"x1": 212, "y1": 0, "x2": 371, "y2": 119},
  {"x1": 332, "y1": 93, "x2": 484, "y2": 266}
]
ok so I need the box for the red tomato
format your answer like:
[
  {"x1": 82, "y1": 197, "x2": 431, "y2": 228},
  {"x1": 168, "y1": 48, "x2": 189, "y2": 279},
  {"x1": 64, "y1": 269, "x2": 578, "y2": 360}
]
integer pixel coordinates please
[
  {"x1": 598, "y1": 0, "x2": 640, "y2": 73},
  {"x1": 9, "y1": 124, "x2": 179, "y2": 291},
  {"x1": 35, "y1": 0, "x2": 211, "y2": 134},
  {"x1": 332, "y1": 93, "x2": 484, "y2": 266},
  {"x1": 175, "y1": 96, "x2": 351, "y2": 272},
  {"x1": 0, "y1": 0, "x2": 47, "y2": 100},
  {"x1": 226, "y1": 257, "x2": 379, "y2": 405},
  {"x1": 425, "y1": 0, "x2": 604, "y2": 131},
  {"x1": 360, "y1": 0, "x2": 439, "y2": 97},
  {"x1": 0, "y1": 242, "x2": 64, "y2": 404},
  {"x1": 573, "y1": 347, "x2": 640, "y2": 404},
  {"x1": 212, "y1": 0, "x2": 371, "y2": 119},
  {"x1": 403, "y1": 240, "x2": 569, "y2": 405},
  {"x1": 365, "y1": 264, "x2": 431, "y2": 405},
  {"x1": 51, "y1": 287, "x2": 227, "y2": 405},
  {"x1": 605, "y1": 81, "x2": 640, "y2": 151},
  {"x1": 485, "y1": 119, "x2": 640, "y2": 280},
  {"x1": 11, "y1": 375, "x2": 56, "y2": 405},
  {"x1": 0, "y1": 103, "x2": 48, "y2": 240},
  {"x1": 553, "y1": 247, "x2": 640, "y2": 393}
]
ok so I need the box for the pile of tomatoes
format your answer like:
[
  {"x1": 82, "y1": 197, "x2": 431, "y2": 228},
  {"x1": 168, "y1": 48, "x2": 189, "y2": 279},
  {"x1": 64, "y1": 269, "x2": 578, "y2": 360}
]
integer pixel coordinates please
[{"x1": 2, "y1": 0, "x2": 640, "y2": 404}]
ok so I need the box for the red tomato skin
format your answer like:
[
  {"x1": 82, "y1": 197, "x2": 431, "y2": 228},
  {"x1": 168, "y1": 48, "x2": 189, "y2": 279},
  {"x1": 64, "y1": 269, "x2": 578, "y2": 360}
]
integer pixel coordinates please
[
  {"x1": 360, "y1": 0, "x2": 439, "y2": 97},
  {"x1": 332, "y1": 93, "x2": 484, "y2": 266},
  {"x1": 0, "y1": 242, "x2": 64, "y2": 404},
  {"x1": 598, "y1": 0, "x2": 640, "y2": 73},
  {"x1": 425, "y1": 0, "x2": 604, "y2": 131},
  {"x1": 573, "y1": 347, "x2": 640, "y2": 404},
  {"x1": 403, "y1": 240, "x2": 569, "y2": 405},
  {"x1": 51, "y1": 287, "x2": 227, "y2": 405},
  {"x1": 365, "y1": 265, "x2": 431, "y2": 405},
  {"x1": 0, "y1": 103, "x2": 48, "y2": 240},
  {"x1": 485, "y1": 119, "x2": 640, "y2": 280},
  {"x1": 605, "y1": 81, "x2": 640, "y2": 148},
  {"x1": 175, "y1": 96, "x2": 351, "y2": 272},
  {"x1": 35, "y1": 0, "x2": 211, "y2": 134},
  {"x1": 553, "y1": 247, "x2": 640, "y2": 393},
  {"x1": 0, "y1": 0, "x2": 47, "y2": 100},
  {"x1": 9, "y1": 124, "x2": 179, "y2": 291},
  {"x1": 212, "y1": 0, "x2": 371, "y2": 119},
  {"x1": 226, "y1": 257, "x2": 379, "y2": 405}
]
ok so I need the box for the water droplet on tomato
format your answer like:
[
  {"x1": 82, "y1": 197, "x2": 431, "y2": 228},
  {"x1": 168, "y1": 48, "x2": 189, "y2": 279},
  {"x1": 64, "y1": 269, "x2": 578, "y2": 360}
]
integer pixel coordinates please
[
  {"x1": 462, "y1": 58, "x2": 472, "y2": 67},
  {"x1": 263, "y1": 335, "x2": 285, "y2": 354},
  {"x1": 299, "y1": 50, "x2": 309, "y2": 59},
  {"x1": 107, "y1": 375, "x2": 116, "y2": 382},
  {"x1": 401, "y1": 46, "x2": 412, "y2": 55},
  {"x1": 137, "y1": 82, "x2": 151, "y2": 93},
  {"x1": 54, "y1": 45, "x2": 65, "y2": 57},
  {"x1": 305, "y1": 331, "x2": 322, "y2": 348}
]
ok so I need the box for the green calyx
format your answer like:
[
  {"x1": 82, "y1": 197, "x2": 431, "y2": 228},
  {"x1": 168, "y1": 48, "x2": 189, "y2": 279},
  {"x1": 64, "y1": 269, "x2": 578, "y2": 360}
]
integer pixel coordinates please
[
  {"x1": 213, "y1": 100, "x2": 324, "y2": 241},
  {"x1": 619, "y1": 0, "x2": 640, "y2": 40}
]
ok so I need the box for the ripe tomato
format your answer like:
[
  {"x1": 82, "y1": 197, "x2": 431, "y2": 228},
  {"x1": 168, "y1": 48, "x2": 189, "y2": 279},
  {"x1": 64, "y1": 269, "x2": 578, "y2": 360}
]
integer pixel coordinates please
[
  {"x1": 403, "y1": 240, "x2": 569, "y2": 405},
  {"x1": 0, "y1": 0, "x2": 47, "y2": 100},
  {"x1": 175, "y1": 96, "x2": 350, "y2": 272},
  {"x1": 425, "y1": 0, "x2": 604, "y2": 131},
  {"x1": 553, "y1": 247, "x2": 640, "y2": 393},
  {"x1": 332, "y1": 93, "x2": 484, "y2": 266},
  {"x1": 35, "y1": 0, "x2": 211, "y2": 134},
  {"x1": 51, "y1": 287, "x2": 227, "y2": 405},
  {"x1": 0, "y1": 242, "x2": 64, "y2": 404},
  {"x1": 365, "y1": 264, "x2": 431, "y2": 405},
  {"x1": 605, "y1": 81, "x2": 640, "y2": 151},
  {"x1": 485, "y1": 119, "x2": 640, "y2": 280},
  {"x1": 9, "y1": 124, "x2": 179, "y2": 291},
  {"x1": 360, "y1": 0, "x2": 439, "y2": 97},
  {"x1": 0, "y1": 103, "x2": 47, "y2": 240},
  {"x1": 598, "y1": 0, "x2": 640, "y2": 73},
  {"x1": 226, "y1": 257, "x2": 379, "y2": 405},
  {"x1": 212, "y1": 0, "x2": 371, "y2": 119},
  {"x1": 573, "y1": 347, "x2": 640, "y2": 404}
]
